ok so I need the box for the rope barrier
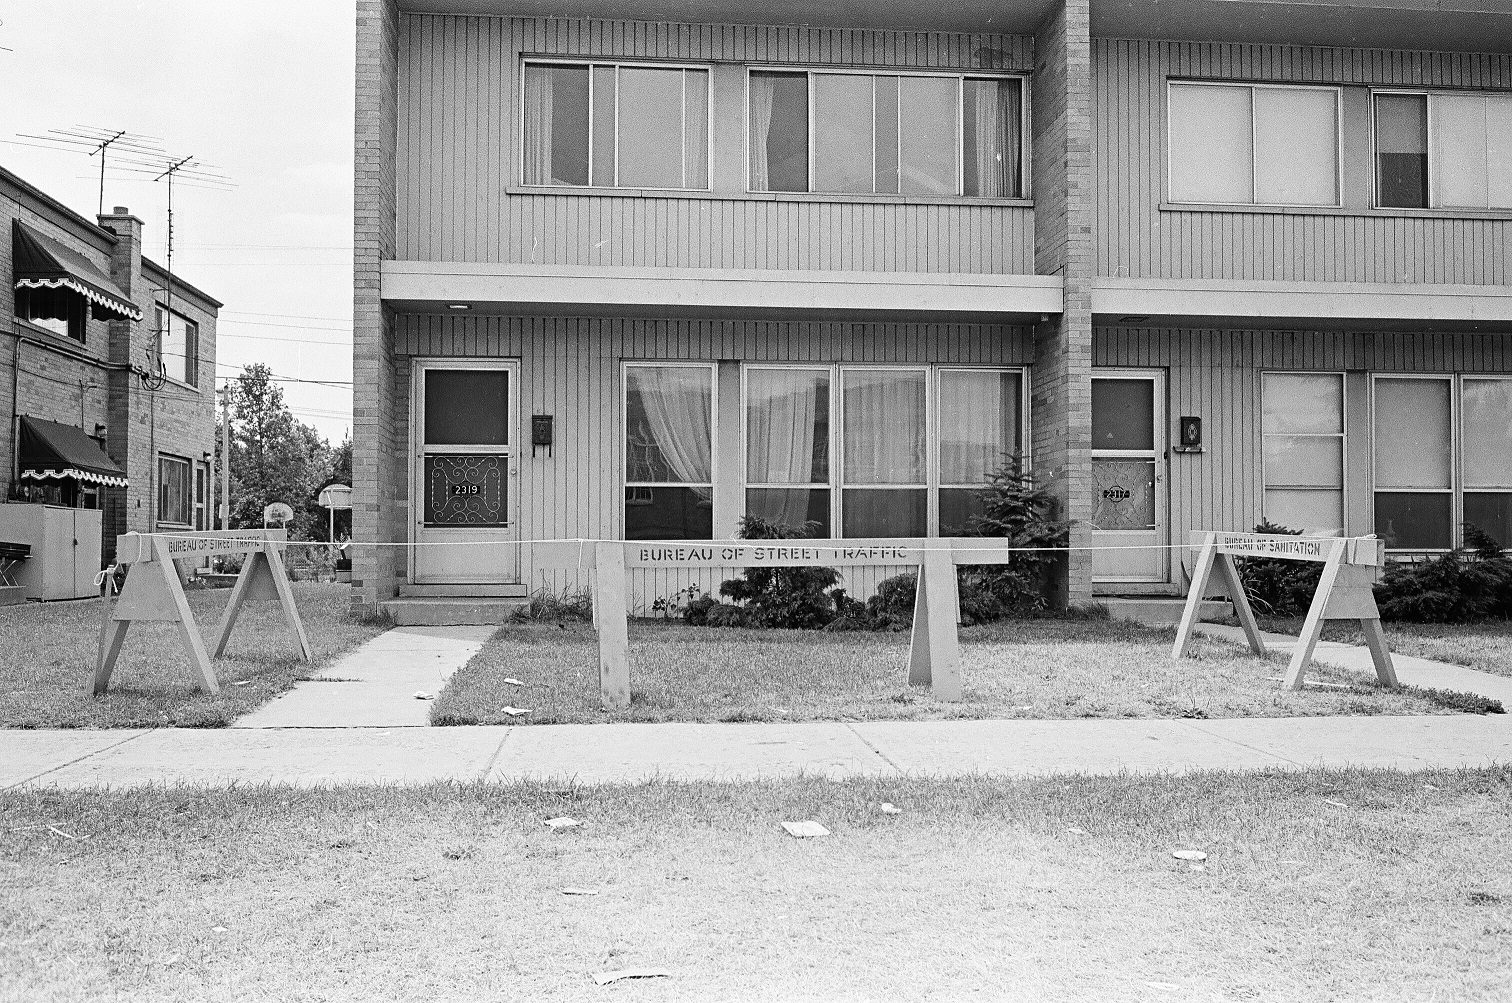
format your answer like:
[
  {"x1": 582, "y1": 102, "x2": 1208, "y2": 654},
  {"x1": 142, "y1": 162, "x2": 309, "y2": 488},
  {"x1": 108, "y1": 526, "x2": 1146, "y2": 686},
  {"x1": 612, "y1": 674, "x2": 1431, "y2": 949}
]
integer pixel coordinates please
[{"x1": 141, "y1": 532, "x2": 1378, "y2": 555}]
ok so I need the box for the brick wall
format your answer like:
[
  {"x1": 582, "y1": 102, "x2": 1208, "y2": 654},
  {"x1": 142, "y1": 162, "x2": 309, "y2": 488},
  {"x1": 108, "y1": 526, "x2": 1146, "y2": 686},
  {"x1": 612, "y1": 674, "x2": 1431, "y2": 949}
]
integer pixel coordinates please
[
  {"x1": 352, "y1": 0, "x2": 403, "y2": 610},
  {"x1": 1031, "y1": 0, "x2": 1095, "y2": 604}
]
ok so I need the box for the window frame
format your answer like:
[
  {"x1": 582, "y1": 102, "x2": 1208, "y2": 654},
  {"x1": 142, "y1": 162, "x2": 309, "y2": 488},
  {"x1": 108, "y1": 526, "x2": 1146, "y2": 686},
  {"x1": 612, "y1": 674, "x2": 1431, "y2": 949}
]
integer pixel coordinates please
[
  {"x1": 1259, "y1": 370, "x2": 1348, "y2": 534},
  {"x1": 744, "y1": 66, "x2": 1031, "y2": 200},
  {"x1": 155, "y1": 304, "x2": 199, "y2": 389},
  {"x1": 156, "y1": 453, "x2": 194, "y2": 529},
  {"x1": 1165, "y1": 79, "x2": 1345, "y2": 209},
  {"x1": 1458, "y1": 374, "x2": 1512, "y2": 549},
  {"x1": 740, "y1": 363, "x2": 1030, "y2": 538},
  {"x1": 1370, "y1": 87, "x2": 1512, "y2": 211},
  {"x1": 1370, "y1": 373, "x2": 1457, "y2": 552},
  {"x1": 519, "y1": 57, "x2": 714, "y2": 193},
  {"x1": 622, "y1": 361, "x2": 718, "y2": 538},
  {"x1": 14, "y1": 287, "x2": 87, "y2": 343}
]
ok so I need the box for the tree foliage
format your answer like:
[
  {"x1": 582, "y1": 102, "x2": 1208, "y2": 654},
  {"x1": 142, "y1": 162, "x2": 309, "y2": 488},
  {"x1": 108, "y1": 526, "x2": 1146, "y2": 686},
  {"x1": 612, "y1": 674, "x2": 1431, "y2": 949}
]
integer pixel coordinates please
[{"x1": 215, "y1": 364, "x2": 347, "y2": 541}]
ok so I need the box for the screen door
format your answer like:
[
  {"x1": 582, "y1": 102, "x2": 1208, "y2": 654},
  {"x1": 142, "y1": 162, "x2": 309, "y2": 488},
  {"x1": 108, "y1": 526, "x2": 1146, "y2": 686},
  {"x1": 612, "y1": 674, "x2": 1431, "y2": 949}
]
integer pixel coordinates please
[{"x1": 1090, "y1": 370, "x2": 1168, "y2": 583}]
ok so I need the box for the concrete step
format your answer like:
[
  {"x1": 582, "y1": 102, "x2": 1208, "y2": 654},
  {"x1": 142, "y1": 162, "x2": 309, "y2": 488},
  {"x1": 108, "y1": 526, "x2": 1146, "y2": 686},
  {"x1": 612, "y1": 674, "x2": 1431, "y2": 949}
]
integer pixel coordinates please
[
  {"x1": 381, "y1": 597, "x2": 526, "y2": 626},
  {"x1": 1100, "y1": 597, "x2": 1233, "y2": 625}
]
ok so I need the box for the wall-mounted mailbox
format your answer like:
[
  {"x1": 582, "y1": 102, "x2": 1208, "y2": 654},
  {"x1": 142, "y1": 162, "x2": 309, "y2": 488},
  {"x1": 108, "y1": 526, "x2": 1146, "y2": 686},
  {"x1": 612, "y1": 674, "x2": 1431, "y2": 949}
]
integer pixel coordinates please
[
  {"x1": 1176, "y1": 416, "x2": 1204, "y2": 453},
  {"x1": 531, "y1": 414, "x2": 554, "y2": 457}
]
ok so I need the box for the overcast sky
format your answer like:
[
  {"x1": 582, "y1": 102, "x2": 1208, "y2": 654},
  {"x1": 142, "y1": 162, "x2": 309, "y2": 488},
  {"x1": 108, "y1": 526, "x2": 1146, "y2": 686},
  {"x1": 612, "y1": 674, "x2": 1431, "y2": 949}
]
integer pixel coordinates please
[{"x1": 2, "y1": 1, "x2": 356, "y2": 443}]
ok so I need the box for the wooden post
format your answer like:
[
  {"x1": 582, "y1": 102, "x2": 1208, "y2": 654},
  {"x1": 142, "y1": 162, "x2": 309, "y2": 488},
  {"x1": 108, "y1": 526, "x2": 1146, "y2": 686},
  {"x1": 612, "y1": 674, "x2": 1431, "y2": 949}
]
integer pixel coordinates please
[
  {"x1": 1281, "y1": 538, "x2": 1347, "y2": 690},
  {"x1": 1172, "y1": 535, "x2": 1218, "y2": 659},
  {"x1": 907, "y1": 547, "x2": 962, "y2": 701},
  {"x1": 595, "y1": 542, "x2": 630, "y2": 710}
]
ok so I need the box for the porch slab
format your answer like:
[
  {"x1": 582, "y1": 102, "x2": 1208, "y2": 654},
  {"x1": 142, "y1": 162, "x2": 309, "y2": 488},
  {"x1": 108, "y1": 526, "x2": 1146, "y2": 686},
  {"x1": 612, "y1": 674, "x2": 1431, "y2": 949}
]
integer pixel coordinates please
[
  {"x1": 381, "y1": 597, "x2": 526, "y2": 626},
  {"x1": 1102, "y1": 597, "x2": 1233, "y2": 624}
]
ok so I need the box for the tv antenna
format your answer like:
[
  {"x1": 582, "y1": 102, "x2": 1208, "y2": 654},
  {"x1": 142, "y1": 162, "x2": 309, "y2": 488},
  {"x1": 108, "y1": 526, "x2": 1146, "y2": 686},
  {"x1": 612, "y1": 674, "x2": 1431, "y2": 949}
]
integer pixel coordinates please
[
  {"x1": 144, "y1": 154, "x2": 232, "y2": 389},
  {"x1": 13, "y1": 125, "x2": 168, "y2": 215}
]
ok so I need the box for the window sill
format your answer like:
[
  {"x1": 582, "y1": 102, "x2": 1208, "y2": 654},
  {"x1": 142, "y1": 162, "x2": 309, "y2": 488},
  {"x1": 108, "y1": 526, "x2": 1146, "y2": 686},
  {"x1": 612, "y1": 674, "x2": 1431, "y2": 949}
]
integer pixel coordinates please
[
  {"x1": 1160, "y1": 201, "x2": 1512, "y2": 222},
  {"x1": 13, "y1": 319, "x2": 96, "y2": 356},
  {"x1": 157, "y1": 375, "x2": 201, "y2": 395},
  {"x1": 511, "y1": 185, "x2": 1033, "y2": 209}
]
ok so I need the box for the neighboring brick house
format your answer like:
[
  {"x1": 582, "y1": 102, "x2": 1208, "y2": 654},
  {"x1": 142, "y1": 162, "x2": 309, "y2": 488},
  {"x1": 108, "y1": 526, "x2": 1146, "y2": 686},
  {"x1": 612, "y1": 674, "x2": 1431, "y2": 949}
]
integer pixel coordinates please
[
  {"x1": 352, "y1": 0, "x2": 1512, "y2": 618},
  {"x1": 2, "y1": 164, "x2": 220, "y2": 578}
]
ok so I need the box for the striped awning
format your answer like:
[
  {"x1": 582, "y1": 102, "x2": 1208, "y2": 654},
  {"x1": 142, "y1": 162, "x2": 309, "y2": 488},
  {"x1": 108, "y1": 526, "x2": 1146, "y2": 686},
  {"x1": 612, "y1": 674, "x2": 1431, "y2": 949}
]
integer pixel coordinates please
[
  {"x1": 17, "y1": 417, "x2": 129, "y2": 488},
  {"x1": 12, "y1": 220, "x2": 142, "y2": 322}
]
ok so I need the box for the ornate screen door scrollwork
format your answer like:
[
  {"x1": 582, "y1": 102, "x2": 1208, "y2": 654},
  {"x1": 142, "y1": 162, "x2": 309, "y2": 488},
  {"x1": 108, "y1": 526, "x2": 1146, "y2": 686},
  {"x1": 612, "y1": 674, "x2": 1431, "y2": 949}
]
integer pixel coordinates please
[
  {"x1": 411, "y1": 360, "x2": 520, "y2": 585},
  {"x1": 1090, "y1": 369, "x2": 1168, "y2": 584}
]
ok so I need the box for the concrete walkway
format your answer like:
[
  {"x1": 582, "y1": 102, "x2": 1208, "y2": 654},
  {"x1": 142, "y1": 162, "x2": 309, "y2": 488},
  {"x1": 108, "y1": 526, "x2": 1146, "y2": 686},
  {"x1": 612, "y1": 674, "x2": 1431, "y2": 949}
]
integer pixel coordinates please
[
  {"x1": 1194, "y1": 623, "x2": 1512, "y2": 706},
  {"x1": 2, "y1": 624, "x2": 1507, "y2": 790},
  {"x1": 234, "y1": 625, "x2": 495, "y2": 728}
]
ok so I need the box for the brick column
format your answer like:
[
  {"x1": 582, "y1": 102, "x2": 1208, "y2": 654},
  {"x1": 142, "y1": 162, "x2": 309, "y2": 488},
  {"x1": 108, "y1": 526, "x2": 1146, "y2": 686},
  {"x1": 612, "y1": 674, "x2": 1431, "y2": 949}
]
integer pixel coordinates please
[
  {"x1": 1031, "y1": 0, "x2": 1095, "y2": 606},
  {"x1": 352, "y1": 0, "x2": 402, "y2": 611}
]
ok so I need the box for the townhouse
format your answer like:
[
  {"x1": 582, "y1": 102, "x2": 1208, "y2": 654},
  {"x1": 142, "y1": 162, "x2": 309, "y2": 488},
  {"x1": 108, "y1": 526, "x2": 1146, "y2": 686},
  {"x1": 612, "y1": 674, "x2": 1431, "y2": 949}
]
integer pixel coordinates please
[
  {"x1": 3, "y1": 165, "x2": 220, "y2": 597},
  {"x1": 352, "y1": 0, "x2": 1512, "y2": 618}
]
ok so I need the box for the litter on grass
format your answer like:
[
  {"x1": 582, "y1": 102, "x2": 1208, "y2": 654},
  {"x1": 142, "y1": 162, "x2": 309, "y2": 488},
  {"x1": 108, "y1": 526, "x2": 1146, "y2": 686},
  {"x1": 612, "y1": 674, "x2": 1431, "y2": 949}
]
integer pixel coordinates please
[
  {"x1": 593, "y1": 969, "x2": 671, "y2": 986},
  {"x1": 561, "y1": 887, "x2": 600, "y2": 896},
  {"x1": 1171, "y1": 850, "x2": 1207, "y2": 862},
  {"x1": 503, "y1": 677, "x2": 524, "y2": 686},
  {"x1": 1067, "y1": 826, "x2": 1088, "y2": 836},
  {"x1": 1323, "y1": 799, "x2": 1349, "y2": 809},
  {"x1": 499, "y1": 706, "x2": 531, "y2": 717},
  {"x1": 413, "y1": 691, "x2": 434, "y2": 701},
  {"x1": 545, "y1": 817, "x2": 582, "y2": 830},
  {"x1": 782, "y1": 820, "x2": 830, "y2": 838},
  {"x1": 230, "y1": 680, "x2": 250, "y2": 687},
  {"x1": 879, "y1": 803, "x2": 903, "y2": 815}
]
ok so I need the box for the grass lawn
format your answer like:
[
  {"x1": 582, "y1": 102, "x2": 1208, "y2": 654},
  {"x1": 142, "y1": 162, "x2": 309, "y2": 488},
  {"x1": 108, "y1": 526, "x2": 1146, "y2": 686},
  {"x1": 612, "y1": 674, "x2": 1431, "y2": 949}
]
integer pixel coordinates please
[
  {"x1": 2, "y1": 769, "x2": 1509, "y2": 1001},
  {"x1": 431, "y1": 619, "x2": 1462, "y2": 727},
  {"x1": 0, "y1": 583, "x2": 389, "y2": 729},
  {"x1": 1258, "y1": 616, "x2": 1512, "y2": 679}
]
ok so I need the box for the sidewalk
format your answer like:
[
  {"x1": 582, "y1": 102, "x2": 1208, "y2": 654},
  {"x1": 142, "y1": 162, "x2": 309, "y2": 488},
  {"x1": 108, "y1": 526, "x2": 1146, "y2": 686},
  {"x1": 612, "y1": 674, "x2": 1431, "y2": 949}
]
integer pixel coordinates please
[{"x1": 3, "y1": 625, "x2": 1508, "y2": 790}]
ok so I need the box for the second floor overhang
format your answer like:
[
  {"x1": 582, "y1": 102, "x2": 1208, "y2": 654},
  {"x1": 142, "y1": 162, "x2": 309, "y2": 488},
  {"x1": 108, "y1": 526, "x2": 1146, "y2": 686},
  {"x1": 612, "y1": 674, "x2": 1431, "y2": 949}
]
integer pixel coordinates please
[
  {"x1": 381, "y1": 261, "x2": 1064, "y2": 321},
  {"x1": 1094, "y1": 276, "x2": 1512, "y2": 330}
]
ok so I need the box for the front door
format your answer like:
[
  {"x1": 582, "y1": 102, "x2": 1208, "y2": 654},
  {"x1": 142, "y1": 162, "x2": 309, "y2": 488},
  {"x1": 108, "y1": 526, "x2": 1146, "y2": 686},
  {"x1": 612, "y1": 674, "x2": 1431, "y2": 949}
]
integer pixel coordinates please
[
  {"x1": 411, "y1": 360, "x2": 520, "y2": 585},
  {"x1": 1090, "y1": 369, "x2": 1168, "y2": 584}
]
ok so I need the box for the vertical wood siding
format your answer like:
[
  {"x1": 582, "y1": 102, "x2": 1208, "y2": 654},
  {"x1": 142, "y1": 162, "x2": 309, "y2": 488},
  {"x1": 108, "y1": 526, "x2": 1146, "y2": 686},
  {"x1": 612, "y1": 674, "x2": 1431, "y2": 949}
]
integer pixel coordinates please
[
  {"x1": 1095, "y1": 325, "x2": 1512, "y2": 583},
  {"x1": 397, "y1": 15, "x2": 1036, "y2": 273},
  {"x1": 1094, "y1": 39, "x2": 1512, "y2": 284},
  {"x1": 395, "y1": 313, "x2": 1034, "y2": 608}
]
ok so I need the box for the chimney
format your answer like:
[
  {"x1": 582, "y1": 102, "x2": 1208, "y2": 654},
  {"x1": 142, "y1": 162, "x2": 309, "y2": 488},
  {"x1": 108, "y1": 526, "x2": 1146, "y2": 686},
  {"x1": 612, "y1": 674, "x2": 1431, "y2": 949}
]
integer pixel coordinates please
[{"x1": 97, "y1": 207, "x2": 146, "y2": 367}]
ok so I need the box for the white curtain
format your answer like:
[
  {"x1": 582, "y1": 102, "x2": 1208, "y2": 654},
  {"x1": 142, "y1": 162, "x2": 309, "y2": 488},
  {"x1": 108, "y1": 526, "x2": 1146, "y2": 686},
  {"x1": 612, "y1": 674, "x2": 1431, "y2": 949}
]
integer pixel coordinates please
[
  {"x1": 523, "y1": 66, "x2": 553, "y2": 185},
  {"x1": 969, "y1": 80, "x2": 1020, "y2": 198},
  {"x1": 843, "y1": 370, "x2": 926, "y2": 485},
  {"x1": 747, "y1": 370, "x2": 821, "y2": 525},
  {"x1": 748, "y1": 73, "x2": 776, "y2": 192},
  {"x1": 940, "y1": 371, "x2": 1010, "y2": 484},
  {"x1": 632, "y1": 368, "x2": 712, "y2": 499}
]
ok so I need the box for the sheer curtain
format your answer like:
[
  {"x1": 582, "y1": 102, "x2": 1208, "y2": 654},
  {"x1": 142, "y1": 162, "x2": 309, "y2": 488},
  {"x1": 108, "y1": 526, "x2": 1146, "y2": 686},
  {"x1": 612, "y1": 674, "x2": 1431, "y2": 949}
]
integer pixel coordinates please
[
  {"x1": 939, "y1": 371, "x2": 1009, "y2": 483},
  {"x1": 747, "y1": 370, "x2": 821, "y2": 525},
  {"x1": 634, "y1": 368, "x2": 712, "y2": 500},
  {"x1": 748, "y1": 73, "x2": 776, "y2": 191},
  {"x1": 967, "y1": 79, "x2": 1021, "y2": 198},
  {"x1": 843, "y1": 370, "x2": 926, "y2": 484},
  {"x1": 523, "y1": 66, "x2": 554, "y2": 185}
]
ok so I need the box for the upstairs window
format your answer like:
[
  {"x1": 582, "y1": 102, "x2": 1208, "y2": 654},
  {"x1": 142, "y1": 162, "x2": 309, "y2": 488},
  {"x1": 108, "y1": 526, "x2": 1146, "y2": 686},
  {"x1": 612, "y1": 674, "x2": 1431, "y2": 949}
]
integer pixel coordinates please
[
  {"x1": 156, "y1": 306, "x2": 199, "y2": 388},
  {"x1": 1375, "y1": 91, "x2": 1512, "y2": 209},
  {"x1": 1167, "y1": 82, "x2": 1341, "y2": 207},
  {"x1": 14, "y1": 286, "x2": 86, "y2": 342},
  {"x1": 749, "y1": 70, "x2": 1025, "y2": 198},
  {"x1": 522, "y1": 60, "x2": 710, "y2": 191}
]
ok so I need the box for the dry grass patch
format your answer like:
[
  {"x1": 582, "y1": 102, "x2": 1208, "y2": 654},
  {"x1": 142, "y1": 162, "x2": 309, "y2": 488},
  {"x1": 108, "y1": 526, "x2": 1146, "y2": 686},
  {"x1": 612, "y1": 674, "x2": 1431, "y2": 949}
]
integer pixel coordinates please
[
  {"x1": 1, "y1": 769, "x2": 1510, "y2": 1001},
  {"x1": 0, "y1": 583, "x2": 389, "y2": 729},
  {"x1": 433, "y1": 619, "x2": 1455, "y2": 726}
]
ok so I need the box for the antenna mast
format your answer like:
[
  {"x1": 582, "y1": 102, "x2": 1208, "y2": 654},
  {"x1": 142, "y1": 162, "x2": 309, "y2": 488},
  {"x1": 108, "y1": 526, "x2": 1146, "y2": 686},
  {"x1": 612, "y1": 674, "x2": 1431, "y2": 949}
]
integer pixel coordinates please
[{"x1": 13, "y1": 126, "x2": 166, "y2": 214}]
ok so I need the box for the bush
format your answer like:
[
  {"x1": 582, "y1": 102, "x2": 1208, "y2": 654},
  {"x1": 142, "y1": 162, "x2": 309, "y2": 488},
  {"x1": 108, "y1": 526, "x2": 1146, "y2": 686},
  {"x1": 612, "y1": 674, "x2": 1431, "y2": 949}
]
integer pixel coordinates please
[
  {"x1": 1373, "y1": 525, "x2": 1512, "y2": 623},
  {"x1": 715, "y1": 515, "x2": 843, "y2": 629},
  {"x1": 1233, "y1": 520, "x2": 1324, "y2": 618}
]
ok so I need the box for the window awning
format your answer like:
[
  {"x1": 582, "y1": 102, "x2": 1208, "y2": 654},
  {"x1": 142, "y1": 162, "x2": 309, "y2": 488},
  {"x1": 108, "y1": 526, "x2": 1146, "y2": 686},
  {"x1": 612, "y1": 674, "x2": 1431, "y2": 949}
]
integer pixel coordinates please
[
  {"x1": 12, "y1": 220, "x2": 143, "y2": 322},
  {"x1": 18, "y1": 417, "x2": 129, "y2": 488}
]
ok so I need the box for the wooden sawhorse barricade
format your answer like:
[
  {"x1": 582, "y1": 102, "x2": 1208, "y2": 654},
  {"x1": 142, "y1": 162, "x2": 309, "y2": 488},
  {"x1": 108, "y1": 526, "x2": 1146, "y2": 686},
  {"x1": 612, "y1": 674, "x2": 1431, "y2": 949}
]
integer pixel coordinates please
[
  {"x1": 1172, "y1": 532, "x2": 1396, "y2": 690},
  {"x1": 95, "y1": 530, "x2": 311, "y2": 696},
  {"x1": 534, "y1": 538, "x2": 1015, "y2": 709}
]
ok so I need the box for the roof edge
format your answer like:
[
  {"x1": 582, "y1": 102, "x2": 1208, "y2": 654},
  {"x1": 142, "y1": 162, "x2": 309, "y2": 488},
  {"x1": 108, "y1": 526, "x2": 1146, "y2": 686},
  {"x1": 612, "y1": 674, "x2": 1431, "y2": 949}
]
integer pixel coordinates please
[
  {"x1": 141, "y1": 257, "x2": 225, "y2": 311},
  {"x1": 0, "y1": 164, "x2": 120, "y2": 251}
]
